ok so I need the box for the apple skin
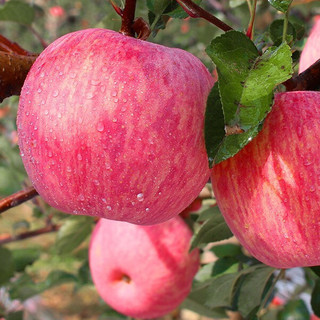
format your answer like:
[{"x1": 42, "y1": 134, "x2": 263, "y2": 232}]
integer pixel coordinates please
[
  {"x1": 211, "y1": 91, "x2": 320, "y2": 268},
  {"x1": 299, "y1": 16, "x2": 320, "y2": 73},
  {"x1": 89, "y1": 216, "x2": 200, "y2": 319},
  {"x1": 17, "y1": 28, "x2": 213, "y2": 225}
]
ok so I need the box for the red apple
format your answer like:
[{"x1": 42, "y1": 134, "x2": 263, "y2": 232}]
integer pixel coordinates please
[
  {"x1": 211, "y1": 91, "x2": 320, "y2": 268},
  {"x1": 89, "y1": 216, "x2": 199, "y2": 319},
  {"x1": 17, "y1": 28, "x2": 213, "y2": 225},
  {"x1": 299, "y1": 16, "x2": 320, "y2": 73}
]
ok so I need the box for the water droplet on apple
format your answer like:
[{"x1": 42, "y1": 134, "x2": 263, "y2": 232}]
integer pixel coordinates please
[
  {"x1": 52, "y1": 90, "x2": 59, "y2": 97},
  {"x1": 44, "y1": 110, "x2": 49, "y2": 115},
  {"x1": 25, "y1": 111, "x2": 30, "y2": 116},
  {"x1": 137, "y1": 193, "x2": 144, "y2": 201},
  {"x1": 97, "y1": 123, "x2": 104, "y2": 132},
  {"x1": 57, "y1": 113, "x2": 62, "y2": 119},
  {"x1": 78, "y1": 194, "x2": 85, "y2": 201},
  {"x1": 145, "y1": 208, "x2": 150, "y2": 212},
  {"x1": 102, "y1": 198, "x2": 107, "y2": 203},
  {"x1": 111, "y1": 91, "x2": 117, "y2": 97},
  {"x1": 310, "y1": 185, "x2": 316, "y2": 192},
  {"x1": 70, "y1": 72, "x2": 76, "y2": 79},
  {"x1": 91, "y1": 80, "x2": 100, "y2": 86},
  {"x1": 107, "y1": 206, "x2": 112, "y2": 211},
  {"x1": 93, "y1": 180, "x2": 100, "y2": 186},
  {"x1": 77, "y1": 154, "x2": 83, "y2": 161},
  {"x1": 37, "y1": 88, "x2": 42, "y2": 93},
  {"x1": 48, "y1": 151, "x2": 53, "y2": 158},
  {"x1": 86, "y1": 92, "x2": 94, "y2": 99},
  {"x1": 66, "y1": 166, "x2": 72, "y2": 172}
]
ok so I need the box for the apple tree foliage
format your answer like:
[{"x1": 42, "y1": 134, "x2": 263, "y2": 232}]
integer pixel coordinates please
[{"x1": 0, "y1": 0, "x2": 320, "y2": 319}]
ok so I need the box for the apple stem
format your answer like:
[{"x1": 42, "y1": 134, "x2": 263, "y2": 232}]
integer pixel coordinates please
[
  {"x1": 0, "y1": 186, "x2": 39, "y2": 215},
  {"x1": 119, "y1": 0, "x2": 137, "y2": 37},
  {"x1": 0, "y1": 223, "x2": 60, "y2": 245},
  {"x1": 176, "y1": 0, "x2": 233, "y2": 32},
  {"x1": 283, "y1": 58, "x2": 320, "y2": 91}
]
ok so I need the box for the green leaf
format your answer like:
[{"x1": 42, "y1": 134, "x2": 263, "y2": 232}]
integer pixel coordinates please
[
  {"x1": 77, "y1": 260, "x2": 92, "y2": 285},
  {"x1": 269, "y1": 19, "x2": 296, "y2": 45},
  {"x1": 212, "y1": 257, "x2": 239, "y2": 277},
  {"x1": 211, "y1": 244, "x2": 243, "y2": 258},
  {"x1": 311, "y1": 279, "x2": 320, "y2": 317},
  {"x1": 0, "y1": 247, "x2": 15, "y2": 285},
  {"x1": 268, "y1": 0, "x2": 293, "y2": 13},
  {"x1": 278, "y1": 299, "x2": 310, "y2": 320},
  {"x1": 205, "y1": 82, "x2": 225, "y2": 168},
  {"x1": 0, "y1": 0, "x2": 35, "y2": 25},
  {"x1": 237, "y1": 266, "x2": 275, "y2": 317},
  {"x1": 9, "y1": 271, "x2": 77, "y2": 301},
  {"x1": 191, "y1": 206, "x2": 233, "y2": 250},
  {"x1": 310, "y1": 266, "x2": 320, "y2": 278},
  {"x1": 11, "y1": 247, "x2": 41, "y2": 272},
  {"x1": 205, "y1": 273, "x2": 240, "y2": 308},
  {"x1": 182, "y1": 296, "x2": 227, "y2": 318},
  {"x1": 56, "y1": 216, "x2": 94, "y2": 255},
  {"x1": 205, "y1": 31, "x2": 292, "y2": 163},
  {"x1": 7, "y1": 311, "x2": 23, "y2": 320}
]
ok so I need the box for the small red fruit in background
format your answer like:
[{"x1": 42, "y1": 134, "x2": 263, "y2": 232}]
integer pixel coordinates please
[
  {"x1": 89, "y1": 216, "x2": 200, "y2": 319},
  {"x1": 49, "y1": 6, "x2": 65, "y2": 18}
]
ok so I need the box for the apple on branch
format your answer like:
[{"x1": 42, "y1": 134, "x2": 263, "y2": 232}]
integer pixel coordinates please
[
  {"x1": 89, "y1": 216, "x2": 200, "y2": 319},
  {"x1": 211, "y1": 91, "x2": 320, "y2": 268},
  {"x1": 17, "y1": 28, "x2": 213, "y2": 225}
]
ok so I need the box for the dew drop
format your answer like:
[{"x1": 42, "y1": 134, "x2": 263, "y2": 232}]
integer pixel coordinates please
[
  {"x1": 44, "y1": 110, "x2": 49, "y2": 115},
  {"x1": 102, "y1": 198, "x2": 107, "y2": 203},
  {"x1": 107, "y1": 206, "x2": 112, "y2": 211},
  {"x1": 91, "y1": 80, "x2": 100, "y2": 86},
  {"x1": 93, "y1": 180, "x2": 100, "y2": 186},
  {"x1": 66, "y1": 166, "x2": 72, "y2": 172},
  {"x1": 57, "y1": 113, "x2": 62, "y2": 119},
  {"x1": 86, "y1": 92, "x2": 94, "y2": 99},
  {"x1": 97, "y1": 123, "x2": 104, "y2": 132},
  {"x1": 37, "y1": 88, "x2": 42, "y2": 93},
  {"x1": 52, "y1": 90, "x2": 59, "y2": 97},
  {"x1": 48, "y1": 151, "x2": 53, "y2": 158},
  {"x1": 78, "y1": 194, "x2": 85, "y2": 201},
  {"x1": 77, "y1": 154, "x2": 83, "y2": 161},
  {"x1": 111, "y1": 91, "x2": 118, "y2": 97},
  {"x1": 137, "y1": 193, "x2": 144, "y2": 202},
  {"x1": 145, "y1": 208, "x2": 150, "y2": 212}
]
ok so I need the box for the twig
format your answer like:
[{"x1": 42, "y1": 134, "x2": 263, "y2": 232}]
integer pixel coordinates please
[
  {"x1": 27, "y1": 25, "x2": 48, "y2": 49},
  {"x1": 0, "y1": 186, "x2": 39, "y2": 215},
  {"x1": 283, "y1": 58, "x2": 320, "y2": 91},
  {"x1": 246, "y1": 0, "x2": 257, "y2": 39},
  {"x1": 0, "y1": 224, "x2": 59, "y2": 245},
  {"x1": 119, "y1": 0, "x2": 137, "y2": 37},
  {"x1": 176, "y1": 0, "x2": 233, "y2": 32}
]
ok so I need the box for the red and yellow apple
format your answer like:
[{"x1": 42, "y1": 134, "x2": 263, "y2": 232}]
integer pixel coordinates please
[
  {"x1": 299, "y1": 16, "x2": 320, "y2": 73},
  {"x1": 211, "y1": 91, "x2": 320, "y2": 268},
  {"x1": 17, "y1": 28, "x2": 213, "y2": 225},
  {"x1": 89, "y1": 216, "x2": 199, "y2": 319}
]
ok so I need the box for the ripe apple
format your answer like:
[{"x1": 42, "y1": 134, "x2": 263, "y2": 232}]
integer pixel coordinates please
[
  {"x1": 299, "y1": 16, "x2": 320, "y2": 73},
  {"x1": 89, "y1": 216, "x2": 200, "y2": 319},
  {"x1": 211, "y1": 91, "x2": 320, "y2": 268},
  {"x1": 17, "y1": 28, "x2": 213, "y2": 225}
]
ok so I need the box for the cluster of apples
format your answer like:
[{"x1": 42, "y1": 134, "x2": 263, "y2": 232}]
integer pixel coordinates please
[{"x1": 16, "y1": 15, "x2": 320, "y2": 318}]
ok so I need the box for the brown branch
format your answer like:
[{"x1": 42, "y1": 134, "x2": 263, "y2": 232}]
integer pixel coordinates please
[
  {"x1": 0, "y1": 186, "x2": 39, "y2": 215},
  {"x1": 284, "y1": 59, "x2": 320, "y2": 91},
  {"x1": 0, "y1": 224, "x2": 60, "y2": 245},
  {"x1": 0, "y1": 51, "x2": 37, "y2": 102},
  {"x1": 176, "y1": 0, "x2": 233, "y2": 32},
  {"x1": 119, "y1": 0, "x2": 137, "y2": 37}
]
